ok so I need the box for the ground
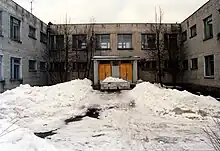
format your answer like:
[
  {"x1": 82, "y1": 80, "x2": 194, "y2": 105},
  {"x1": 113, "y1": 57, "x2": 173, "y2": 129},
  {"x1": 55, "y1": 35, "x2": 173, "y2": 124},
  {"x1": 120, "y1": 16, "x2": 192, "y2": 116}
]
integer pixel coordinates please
[{"x1": 0, "y1": 78, "x2": 219, "y2": 151}]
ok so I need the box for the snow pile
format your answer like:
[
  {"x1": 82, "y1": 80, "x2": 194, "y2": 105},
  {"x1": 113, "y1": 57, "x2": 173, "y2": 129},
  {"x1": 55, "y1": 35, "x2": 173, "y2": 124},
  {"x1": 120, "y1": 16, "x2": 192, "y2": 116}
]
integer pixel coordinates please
[
  {"x1": 0, "y1": 120, "x2": 61, "y2": 151},
  {"x1": 102, "y1": 77, "x2": 128, "y2": 83},
  {"x1": 0, "y1": 79, "x2": 94, "y2": 131},
  {"x1": 130, "y1": 82, "x2": 220, "y2": 117}
]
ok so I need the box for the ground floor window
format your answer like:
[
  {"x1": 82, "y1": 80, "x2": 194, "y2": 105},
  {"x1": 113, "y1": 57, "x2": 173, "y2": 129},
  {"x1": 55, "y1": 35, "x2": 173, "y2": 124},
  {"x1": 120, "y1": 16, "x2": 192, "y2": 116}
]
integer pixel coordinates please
[
  {"x1": 205, "y1": 55, "x2": 214, "y2": 77},
  {"x1": 10, "y1": 57, "x2": 21, "y2": 80},
  {"x1": 40, "y1": 61, "x2": 46, "y2": 72},
  {"x1": 191, "y1": 58, "x2": 198, "y2": 70}
]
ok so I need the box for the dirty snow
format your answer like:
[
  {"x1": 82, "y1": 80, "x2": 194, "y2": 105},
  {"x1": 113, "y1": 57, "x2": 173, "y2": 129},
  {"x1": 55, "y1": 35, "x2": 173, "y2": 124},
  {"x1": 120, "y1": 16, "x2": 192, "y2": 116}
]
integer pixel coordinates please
[
  {"x1": 0, "y1": 79, "x2": 219, "y2": 151},
  {"x1": 102, "y1": 77, "x2": 128, "y2": 83}
]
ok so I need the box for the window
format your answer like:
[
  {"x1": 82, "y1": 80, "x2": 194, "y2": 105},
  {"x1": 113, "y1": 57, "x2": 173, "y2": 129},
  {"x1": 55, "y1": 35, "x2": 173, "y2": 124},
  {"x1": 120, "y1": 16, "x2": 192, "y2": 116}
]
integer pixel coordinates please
[
  {"x1": 181, "y1": 31, "x2": 187, "y2": 42},
  {"x1": 164, "y1": 34, "x2": 178, "y2": 50},
  {"x1": 141, "y1": 34, "x2": 156, "y2": 49},
  {"x1": 191, "y1": 58, "x2": 198, "y2": 70},
  {"x1": 0, "y1": 11, "x2": 2, "y2": 36},
  {"x1": 29, "y1": 60, "x2": 37, "y2": 72},
  {"x1": 190, "y1": 25, "x2": 197, "y2": 38},
  {"x1": 10, "y1": 16, "x2": 21, "y2": 41},
  {"x1": 0, "y1": 56, "x2": 3, "y2": 80},
  {"x1": 50, "y1": 35, "x2": 64, "y2": 50},
  {"x1": 50, "y1": 62, "x2": 65, "y2": 72},
  {"x1": 117, "y1": 34, "x2": 132, "y2": 49},
  {"x1": 141, "y1": 61, "x2": 156, "y2": 70},
  {"x1": 183, "y1": 60, "x2": 188, "y2": 70},
  {"x1": 205, "y1": 55, "x2": 214, "y2": 77},
  {"x1": 96, "y1": 34, "x2": 110, "y2": 49},
  {"x1": 29, "y1": 26, "x2": 36, "y2": 39},
  {"x1": 40, "y1": 62, "x2": 46, "y2": 71},
  {"x1": 40, "y1": 32, "x2": 47, "y2": 44},
  {"x1": 78, "y1": 62, "x2": 87, "y2": 71},
  {"x1": 204, "y1": 15, "x2": 213, "y2": 40},
  {"x1": 40, "y1": 21, "x2": 44, "y2": 31},
  {"x1": 10, "y1": 57, "x2": 21, "y2": 80},
  {"x1": 72, "y1": 34, "x2": 87, "y2": 50}
]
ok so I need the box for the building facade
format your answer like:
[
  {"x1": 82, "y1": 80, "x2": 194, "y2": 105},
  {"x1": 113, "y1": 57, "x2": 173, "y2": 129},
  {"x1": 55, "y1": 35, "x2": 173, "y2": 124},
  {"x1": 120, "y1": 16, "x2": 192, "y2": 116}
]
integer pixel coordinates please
[
  {"x1": 0, "y1": 0, "x2": 47, "y2": 92},
  {"x1": 48, "y1": 23, "x2": 181, "y2": 86},
  {"x1": 179, "y1": 0, "x2": 220, "y2": 94}
]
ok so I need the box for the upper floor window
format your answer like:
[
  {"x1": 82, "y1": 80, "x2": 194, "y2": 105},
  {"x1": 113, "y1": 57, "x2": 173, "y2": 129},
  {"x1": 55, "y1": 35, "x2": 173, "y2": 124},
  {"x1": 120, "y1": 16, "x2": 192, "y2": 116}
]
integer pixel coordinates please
[
  {"x1": 72, "y1": 34, "x2": 87, "y2": 50},
  {"x1": 190, "y1": 25, "x2": 197, "y2": 38},
  {"x1": 203, "y1": 15, "x2": 213, "y2": 40},
  {"x1": 141, "y1": 34, "x2": 156, "y2": 50},
  {"x1": 96, "y1": 34, "x2": 110, "y2": 50},
  {"x1": 117, "y1": 34, "x2": 132, "y2": 50},
  {"x1": 29, "y1": 25, "x2": 36, "y2": 39},
  {"x1": 0, "y1": 11, "x2": 2, "y2": 36},
  {"x1": 40, "y1": 32, "x2": 47, "y2": 44},
  {"x1": 164, "y1": 34, "x2": 178, "y2": 50},
  {"x1": 50, "y1": 35, "x2": 64, "y2": 50},
  {"x1": 181, "y1": 31, "x2": 187, "y2": 42},
  {"x1": 10, "y1": 16, "x2": 21, "y2": 42}
]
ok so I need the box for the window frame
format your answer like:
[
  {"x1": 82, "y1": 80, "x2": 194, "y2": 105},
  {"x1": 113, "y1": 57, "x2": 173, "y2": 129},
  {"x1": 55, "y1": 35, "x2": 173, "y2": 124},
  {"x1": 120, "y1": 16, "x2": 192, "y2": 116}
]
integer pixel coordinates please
[
  {"x1": 72, "y1": 34, "x2": 87, "y2": 50},
  {"x1": 204, "y1": 55, "x2": 214, "y2": 78},
  {"x1": 0, "y1": 11, "x2": 3, "y2": 36},
  {"x1": 10, "y1": 16, "x2": 21, "y2": 42},
  {"x1": 10, "y1": 57, "x2": 22, "y2": 81},
  {"x1": 141, "y1": 33, "x2": 156, "y2": 50},
  {"x1": 203, "y1": 15, "x2": 213, "y2": 41},
  {"x1": 95, "y1": 34, "x2": 111, "y2": 50},
  {"x1": 29, "y1": 60, "x2": 37, "y2": 72},
  {"x1": 191, "y1": 58, "x2": 198, "y2": 70},
  {"x1": 28, "y1": 25, "x2": 36, "y2": 40},
  {"x1": 181, "y1": 31, "x2": 187, "y2": 42},
  {"x1": 190, "y1": 25, "x2": 197, "y2": 38},
  {"x1": 117, "y1": 34, "x2": 133, "y2": 50},
  {"x1": 0, "y1": 55, "x2": 3, "y2": 81},
  {"x1": 40, "y1": 31, "x2": 47, "y2": 44},
  {"x1": 183, "y1": 60, "x2": 188, "y2": 71},
  {"x1": 40, "y1": 61, "x2": 46, "y2": 72}
]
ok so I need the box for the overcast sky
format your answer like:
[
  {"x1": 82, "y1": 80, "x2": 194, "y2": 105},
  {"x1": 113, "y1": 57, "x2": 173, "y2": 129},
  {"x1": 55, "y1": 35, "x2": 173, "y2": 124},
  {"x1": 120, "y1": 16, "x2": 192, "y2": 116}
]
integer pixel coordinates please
[{"x1": 13, "y1": 0, "x2": 208, "y2": 24}]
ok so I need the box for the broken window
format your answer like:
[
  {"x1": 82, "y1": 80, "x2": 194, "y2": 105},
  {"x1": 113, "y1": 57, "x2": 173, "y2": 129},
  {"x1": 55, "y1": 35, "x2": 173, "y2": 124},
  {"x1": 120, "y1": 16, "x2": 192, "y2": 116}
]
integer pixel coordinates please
[
  {"x1": 204, "y1": 15, "x2": 213, "y2": 40},
  {"x1": 205, "y1": 55, "x2": 214, "y2": 77},
  {"x1": 190, "y1": 25, "x2": 197, "y2": 38},
  {"x1": 96, "y1": 34, "x2": 110, "y2": 49},
  {"x1": 191, "y1": 58, "x2": 198, "y2": 70},
  {"x1": 29, "y1": 25, "x2": 36, "y2": 39},
  {"x1": 117, "y1": 34, "x2": 132, "y2": 49},
  {"x1": 141, "y1": 34, "x2": 156, "y2": 49},
  {"x1": 72, "y1": 34, "x2": 87, "y2": 50}
]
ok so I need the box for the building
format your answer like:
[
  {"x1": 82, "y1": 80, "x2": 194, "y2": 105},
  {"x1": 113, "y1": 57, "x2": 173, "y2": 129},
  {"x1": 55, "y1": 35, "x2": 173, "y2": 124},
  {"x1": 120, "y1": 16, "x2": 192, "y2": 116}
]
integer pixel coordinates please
[
  {"x1": 179, "y1": 0, "x2": 220, "y2": 95},
  {"x1": 0, "y1": 0, "x2": 47, "y2": 92},
  {"x1": 1, "y1": 0, "x2": 220, "y2": 95},
  {"x1": 48, "y1": 23, "x2": 181, "y2": 87}
]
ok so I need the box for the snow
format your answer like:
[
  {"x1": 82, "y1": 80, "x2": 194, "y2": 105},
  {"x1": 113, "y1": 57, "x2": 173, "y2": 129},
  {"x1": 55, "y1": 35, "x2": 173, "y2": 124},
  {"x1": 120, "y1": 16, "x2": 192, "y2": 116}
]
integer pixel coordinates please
[
  {"x1": 0, "y1": 79, "x2": 219, "y2": 151},
  {"x1": 102, "y1": 77, "x2": 128, "y2": 83}
]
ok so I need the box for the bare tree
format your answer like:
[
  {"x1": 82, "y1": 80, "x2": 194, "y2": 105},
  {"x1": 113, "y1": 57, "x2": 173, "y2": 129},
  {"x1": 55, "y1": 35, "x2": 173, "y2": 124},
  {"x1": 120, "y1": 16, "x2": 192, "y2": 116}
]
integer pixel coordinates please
[{"x1": 45, "y1": 15, "x2": 73, "y2": 84}]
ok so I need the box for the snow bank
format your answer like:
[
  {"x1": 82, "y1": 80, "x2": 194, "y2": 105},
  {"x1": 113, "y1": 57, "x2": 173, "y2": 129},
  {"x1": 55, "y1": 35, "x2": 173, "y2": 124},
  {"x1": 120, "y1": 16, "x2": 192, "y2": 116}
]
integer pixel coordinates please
[
  {"x1": 102, "y1": 77, "x2": 128, "y2": 83},
  {"x1": 0, "y1": 120, "x2": 60, "y2": 151},
  {"x1": 0, "y1": 79, "x2": 93, "y2": 131},
  {"x1": 130, "y1": 82, "x2": 220, "y2": 117}
]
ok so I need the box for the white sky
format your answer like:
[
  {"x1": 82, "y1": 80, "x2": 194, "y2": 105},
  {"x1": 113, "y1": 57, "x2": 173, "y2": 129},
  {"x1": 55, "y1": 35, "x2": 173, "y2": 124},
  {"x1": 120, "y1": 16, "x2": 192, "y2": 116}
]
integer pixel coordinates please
[{"x1": 13, "y1": 0, "x2": 208, "y2": 24}]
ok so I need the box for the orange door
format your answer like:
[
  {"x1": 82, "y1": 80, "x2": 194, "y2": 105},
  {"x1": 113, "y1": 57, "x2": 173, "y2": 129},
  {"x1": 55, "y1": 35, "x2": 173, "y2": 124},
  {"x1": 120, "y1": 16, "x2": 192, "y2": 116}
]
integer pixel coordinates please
[
  {"x1": 99, "y1": 64, "x2": 112, "y2": 81},
  {"x1": 120, "y1": 63, "x2": 132, "y2": 81}
]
